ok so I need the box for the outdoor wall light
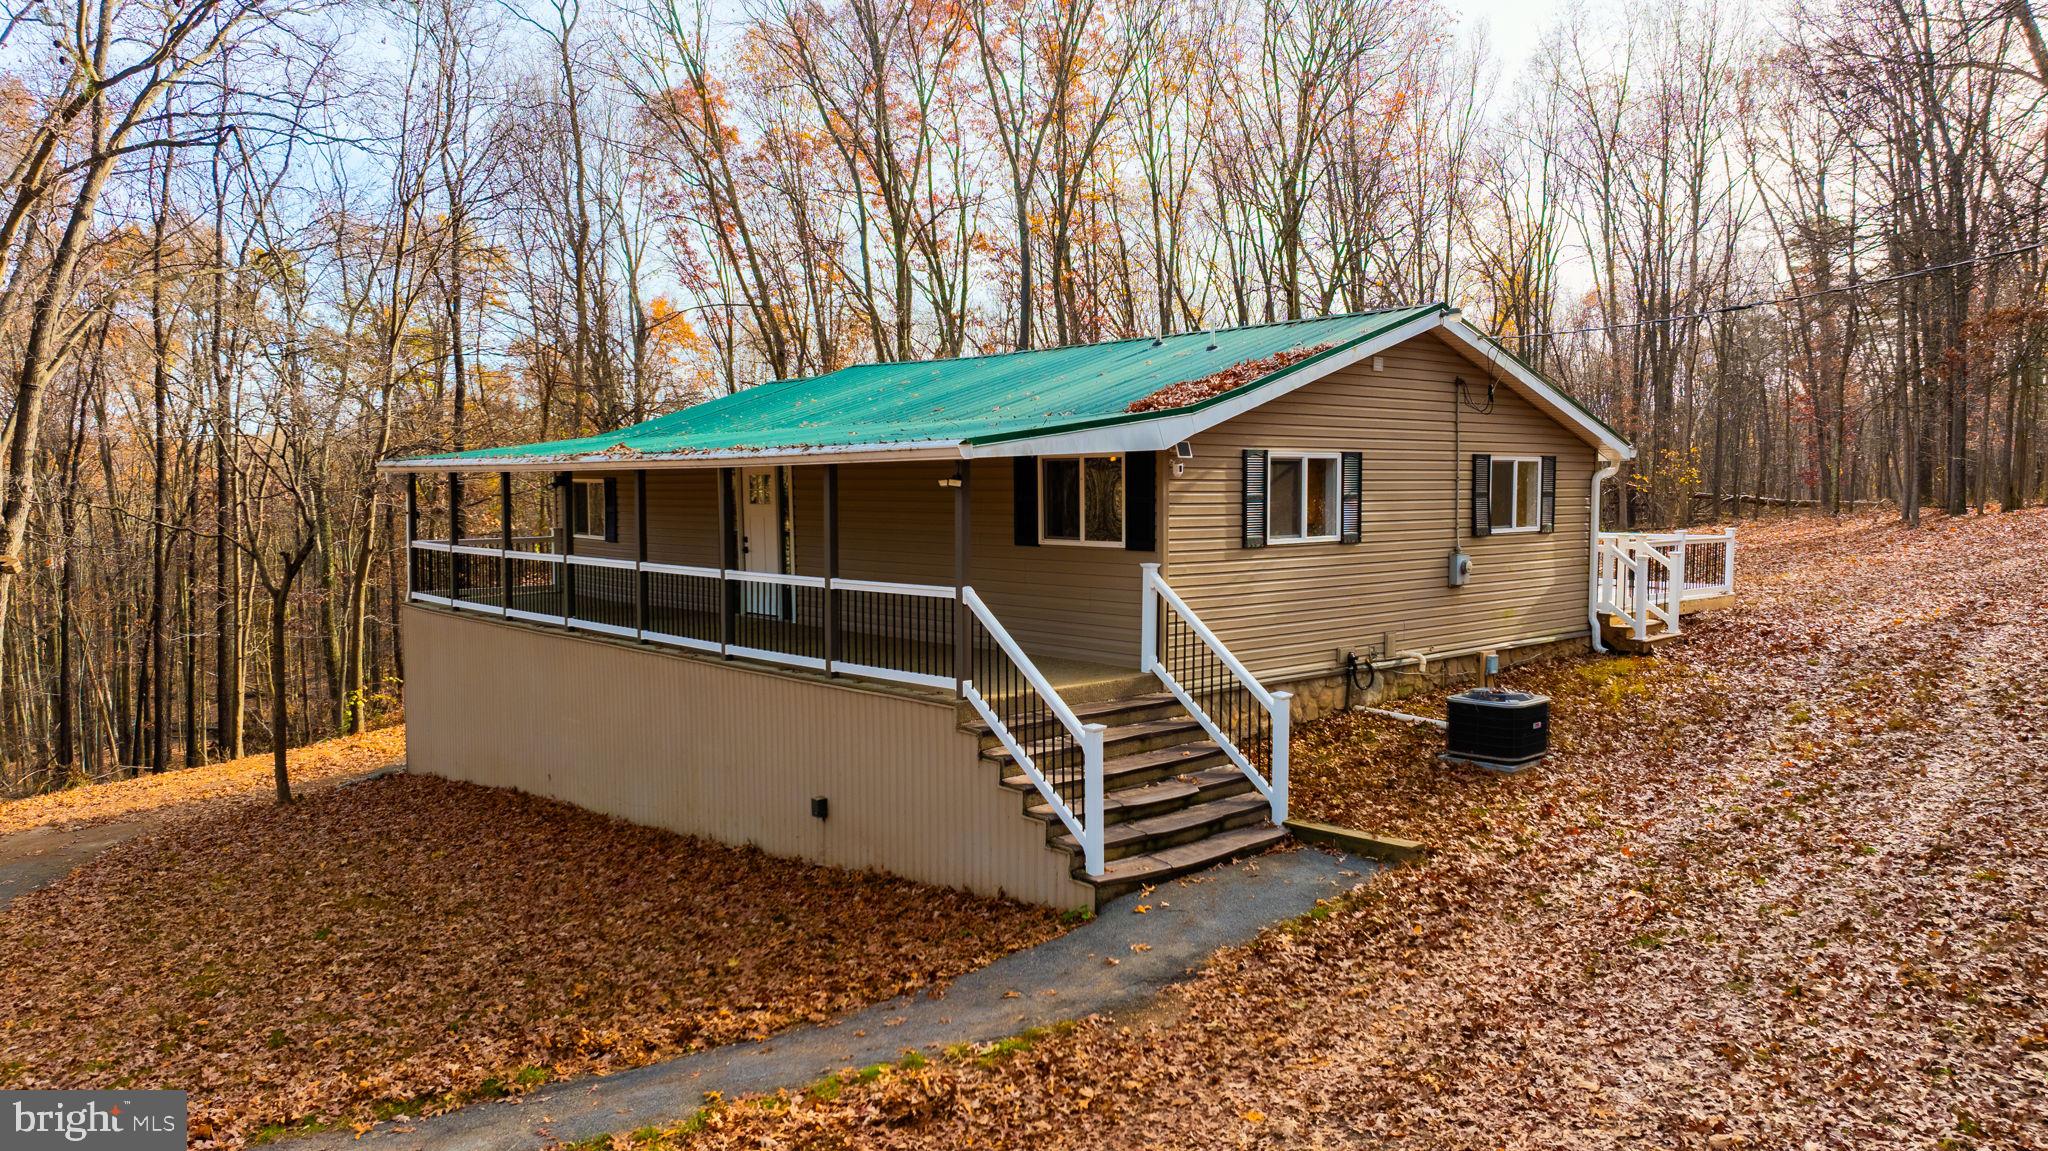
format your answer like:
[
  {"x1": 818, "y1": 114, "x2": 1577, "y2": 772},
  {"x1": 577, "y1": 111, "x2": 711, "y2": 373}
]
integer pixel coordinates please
[{"x1": 810, "y1": 796, "x2": 829, "y2": 820}]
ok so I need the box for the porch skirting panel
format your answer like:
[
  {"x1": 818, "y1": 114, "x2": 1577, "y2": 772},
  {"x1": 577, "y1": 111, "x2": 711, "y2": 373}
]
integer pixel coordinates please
[{"x1": 403, "y1": 604, "x2": 1095, "y2": 909}]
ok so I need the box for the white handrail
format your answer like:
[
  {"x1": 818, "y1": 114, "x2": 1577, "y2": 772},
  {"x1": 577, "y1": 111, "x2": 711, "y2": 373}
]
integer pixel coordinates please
[
  {"x1": 566, "y1": 553, "x2": 638, "y2": 571},
  {"x1": 640, "y1": 561, "x2": 721, "y2": 579},
  {"x1": 960, "y1": 585, "x2": 1106, "y2": 876},
  {"x1": 1138, "y1": 563, "x2": 1290, "y2": 825},
  {"x1": 829, "y1": 577, "x2": 957, "y2": 598},
  {"x1": 1595, "y1": 536, "x2": 1682, "y2": 640},
  {"x1": 1140, "y1": 568, "x2": 1276, "y2": 708},
  {"x1": 723, "y1": 568, "x2": 828, "y2": 589}
]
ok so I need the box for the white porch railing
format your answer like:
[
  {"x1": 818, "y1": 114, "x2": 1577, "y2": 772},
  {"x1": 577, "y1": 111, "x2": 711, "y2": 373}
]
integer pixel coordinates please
[
  {"x1": 959, "y1": 586, "x2": 1107, "y2": 876},
  {"x1": 1599, "y1": 529, "x2": 1738, "y2": 601},
  {"x1": 1137, "y1": 563, "x2": 1290, "y2": 825},
  {"x1": 406, "y1": 540, "x2": 960, "y2": 692},
  {"x1": 1595, "y1": 528, "x2": 1737, "y2": 640}
]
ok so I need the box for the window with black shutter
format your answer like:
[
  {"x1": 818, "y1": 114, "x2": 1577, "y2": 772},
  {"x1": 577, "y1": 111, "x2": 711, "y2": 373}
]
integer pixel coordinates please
[
  {"x1": 1539, "y1": 455, "x2": 1557, "y2": 533},
  {"x1": 1339, "y1": 451, "x2": 1363, "y2": 544},
  {"x1": 1478, "y1": 455, "x2": 1544, "y2": 534},
  {"x1": 571, "y1": 477, "x2": 611, "y2": 541},
  {"x1": 1124, "y1": 450, "x2": 1157, "y2": 551},
  {"x1": 1036, "y1": 454, "x2": 1124, "y2": 545},
  {"x1": 1471, "y1": 454, "x2": 1491, "y2": 537},
  {"x1": 1241, "y1": 450, "x2": 1268, "y2": 548}
]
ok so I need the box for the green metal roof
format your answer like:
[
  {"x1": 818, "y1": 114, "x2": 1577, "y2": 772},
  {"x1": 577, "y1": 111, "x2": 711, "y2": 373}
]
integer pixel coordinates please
[{"x1": 400, "y1": 307, "x2": 1452, "y2": 467}]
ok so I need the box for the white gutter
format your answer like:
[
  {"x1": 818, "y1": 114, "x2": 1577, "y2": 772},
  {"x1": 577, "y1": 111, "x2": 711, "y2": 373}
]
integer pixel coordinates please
[
  {"x1": 1588, "y1": 459, "x2": 1621, "y2": 653},
  {"x1": 376, "y1": 440, "x2": 965, "y2": 474}
]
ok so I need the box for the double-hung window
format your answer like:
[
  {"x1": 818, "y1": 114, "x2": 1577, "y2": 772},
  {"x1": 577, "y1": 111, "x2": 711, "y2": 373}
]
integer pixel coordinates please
[
  {"x1": 1040, "y1": 454, "x2": 1124, "y2": 546},
  {"x1": 1487, "y1": 456, "x2": 1543, "y2": 533},
  {"x1": 1267, "y1": 453, "x2": 1341, "y2": 543},
  {"x1": 571, "y1": 478, "x2": 609, "y2": 540}
]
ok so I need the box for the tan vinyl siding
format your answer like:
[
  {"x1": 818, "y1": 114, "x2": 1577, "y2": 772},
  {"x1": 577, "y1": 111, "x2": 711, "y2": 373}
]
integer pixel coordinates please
[
  {"x1": 1165, "y1": 329, "x2": 1599, "y2": 680},
  {"x1": 404, "y1": 604, "x2": 1094, "y2": 908}
]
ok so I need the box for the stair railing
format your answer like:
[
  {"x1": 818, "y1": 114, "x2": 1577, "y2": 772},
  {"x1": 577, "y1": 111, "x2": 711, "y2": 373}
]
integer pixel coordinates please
[
  {"x1": 1138, "y1": 564, "x2": 1291, "y2": 825},
  {"x1": 959, "y1": 586, "x2": 1108, "y2": 876},
  {"x1": 1595, "y1": 536, "x2": 1682, "y2": 640}
]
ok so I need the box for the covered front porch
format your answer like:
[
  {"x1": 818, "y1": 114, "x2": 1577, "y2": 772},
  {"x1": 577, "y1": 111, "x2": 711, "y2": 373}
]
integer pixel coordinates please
[
  {"x1": 400, "y1": 460, "x2": 1148, "y2": 696},
  {"x1": 397, "y1": 456, "x2": 1292, "y2": 885}
]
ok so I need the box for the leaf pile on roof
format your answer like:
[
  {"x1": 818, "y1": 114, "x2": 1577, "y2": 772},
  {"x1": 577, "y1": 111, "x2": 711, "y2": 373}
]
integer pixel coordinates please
[
  {"x1": 0, "y1": 772, "x2": 1064, "y2": 1147},
  {"x1": 1124, "y1": 343, "x2": 1333, "y2": 413},
  {"x1": 600, "y1": 508, "x2": 2048, "y2": 1151}
]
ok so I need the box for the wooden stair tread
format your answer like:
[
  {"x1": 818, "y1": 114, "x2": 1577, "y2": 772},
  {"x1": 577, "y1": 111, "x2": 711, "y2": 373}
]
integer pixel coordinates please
[
  {"x1": 961, "y1": 692, "x2": 1178, "y2": 736},
  {"x1": 1024, "y1": 765, "x2": 1248, "y2": 820},
  {"x1": 982, "y1": 717, "x2": 1205, "y2": 766},
  {"x1": 1083, "y1": 822, "x2": 1290, "y2": 889},
  {"x1": 1050, "y1": 792, "x2": 1269, "y2": 852},
  {"x1": 1002, "y1": 740, "x2": 1225, "y2": 792}
]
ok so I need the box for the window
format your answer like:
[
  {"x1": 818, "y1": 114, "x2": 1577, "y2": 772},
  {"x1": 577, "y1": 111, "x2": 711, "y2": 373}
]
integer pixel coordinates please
[
  {"x1": 1267, "y1": 453, "x2": 1341, "y2": 542},
  {"x1": 1488, "y1": 456, "x2": 1543, "y2": 533},
  {"x1": 571, "y1": 478, "x2": 608, "y2": 539},
  {"x1": 1040, "y1": 454, "x2": 1124, "y2": 545}
]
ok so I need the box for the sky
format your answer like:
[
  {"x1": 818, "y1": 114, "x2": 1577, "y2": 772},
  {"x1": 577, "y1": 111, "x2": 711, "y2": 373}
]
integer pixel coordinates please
[{"x1": 1440, "y1": 0, "x2": 1564, "y2": 77}]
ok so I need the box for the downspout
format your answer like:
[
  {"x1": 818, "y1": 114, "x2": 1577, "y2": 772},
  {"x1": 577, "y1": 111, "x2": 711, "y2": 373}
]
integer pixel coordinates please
[{"x1": 1589, "y1": 459, "x2": 1621, "y2": 653}]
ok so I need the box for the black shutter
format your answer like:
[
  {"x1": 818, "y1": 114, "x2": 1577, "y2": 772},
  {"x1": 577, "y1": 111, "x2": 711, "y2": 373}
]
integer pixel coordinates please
[
  {"x1": 603, "y1": 477, "x2": 619, "y2": 542},
  {"x1": 1242, "y1": 449, "x2": 1268, "y2": 549},
  {"x1": 570, "y1": 476, "x2": 588, "y2": 537},
  {"x1": 1013, "y1": 456, "x2": 1039, "y2": 546},
  {"x1": 1339, "y1": 451, "x2": 1363, "y2": 544},
  {"x1": 1124, "y1": 451, "x2": 1157, "y2": 551},
  {"x1": 1471, "y1": 454, "x2": 1492, "y2": 538},
  {"x1": 1540, "y1": 455, "x2": 1557, "y2": 534}
]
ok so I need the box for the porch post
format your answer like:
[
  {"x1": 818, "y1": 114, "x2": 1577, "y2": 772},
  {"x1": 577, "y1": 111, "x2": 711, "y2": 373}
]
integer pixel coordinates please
[
  {"x1": 404, "y1": 473, "x2": 417, "y2": 596},
  {"x1": 557, "y1": 473, "x2": 574, "y2": 623},
  {"x1": 953, "y1": 461, "x2": 971, "y2": 693},
  {"x1": 717, "y1": 466, "x2": 737, "y2": 657},
  {"x1": 635, "y1": 469, "x2": 649, "y2": 640},
  {"x1": 448, "y1": 473, "x2": 462, "y2": 604},
  {"x1": 498, "y1": 472, "x2": 512, "y2": 616},
  {"x1": 823, "y1": 464, "x2": 840, "y2": 675}
]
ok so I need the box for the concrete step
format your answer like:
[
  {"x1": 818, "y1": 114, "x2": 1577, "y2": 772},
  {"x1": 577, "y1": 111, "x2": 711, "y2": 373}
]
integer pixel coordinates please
[
  {"x1": 1001, "y1": 739, "x2": 1229, "y2": 795},
  {"x1": 1082, "y1": 821, "x2": 1293, "y2": 902},
  {"x1": 982, "y1": 717, "x2": 1209, "y2": 770},
  {"x1": 1051, "y1": 791, "x2": 1272, "y2": 861},
  {"x1": 1024, "y1": 764, "x2": 1253, "y2": 826}
]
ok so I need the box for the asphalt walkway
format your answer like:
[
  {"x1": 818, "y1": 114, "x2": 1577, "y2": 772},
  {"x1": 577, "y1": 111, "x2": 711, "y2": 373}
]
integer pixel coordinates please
[{"x1": 298, "y1": 845, "x2": 1378, "y2": 1151}]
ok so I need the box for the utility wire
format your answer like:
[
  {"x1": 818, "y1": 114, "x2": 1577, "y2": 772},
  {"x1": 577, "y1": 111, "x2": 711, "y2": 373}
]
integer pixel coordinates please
[{"x1": 1513, "y1": 238, "x2": 2048, "y2": 341}]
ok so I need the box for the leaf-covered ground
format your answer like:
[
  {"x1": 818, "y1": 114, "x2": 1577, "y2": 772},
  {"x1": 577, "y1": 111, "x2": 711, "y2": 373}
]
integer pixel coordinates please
[
  {"x1": 617, "y1": 510, "x2": 2048, "y2": 1150},
  {"x1": 0, "y1": 774, "x2": 1063, "y2": 1146},
  {"x1": 0, "y1": 727, "x2": 407, "y2": 835}
]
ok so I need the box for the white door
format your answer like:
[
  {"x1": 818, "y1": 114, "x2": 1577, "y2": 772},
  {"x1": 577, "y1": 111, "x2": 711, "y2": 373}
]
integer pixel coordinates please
[{"x1": 738, "y1": 467, "x2": 783, "y2": 615}]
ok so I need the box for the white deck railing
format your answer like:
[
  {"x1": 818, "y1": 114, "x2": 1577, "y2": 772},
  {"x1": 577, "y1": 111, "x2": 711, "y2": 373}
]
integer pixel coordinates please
[
  {"x1": 1138, "y1": 563, "x2": 1290, "y2": 825},
  {"x1": 1595, "y1": 528, "x2": 1737, "y2": 640},
  {"x1": 407, "y1": 539, "x2": 960, "y2": 691}
]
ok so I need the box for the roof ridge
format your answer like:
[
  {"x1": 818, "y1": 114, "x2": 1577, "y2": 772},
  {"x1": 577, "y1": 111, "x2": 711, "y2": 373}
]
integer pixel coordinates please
[{"x1": 754, "y1": 306, "x2": 1436, "y2": 384}]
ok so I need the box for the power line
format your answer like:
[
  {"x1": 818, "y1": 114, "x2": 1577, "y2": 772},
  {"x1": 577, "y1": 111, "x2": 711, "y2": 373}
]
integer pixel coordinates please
[{"x1": 1513, "y1": 238, "x2": 2048, "y2": 341}]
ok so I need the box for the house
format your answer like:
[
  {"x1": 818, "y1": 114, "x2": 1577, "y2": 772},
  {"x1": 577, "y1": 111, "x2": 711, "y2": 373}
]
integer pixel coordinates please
[{"x1": 386, "y1": 304, "x2": 1732, "y2": 909}]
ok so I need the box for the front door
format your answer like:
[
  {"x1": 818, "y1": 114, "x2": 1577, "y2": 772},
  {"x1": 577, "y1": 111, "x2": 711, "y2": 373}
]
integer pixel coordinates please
[{"x1": 738, "y1": 466, "x2": 785, "y2": 615}]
